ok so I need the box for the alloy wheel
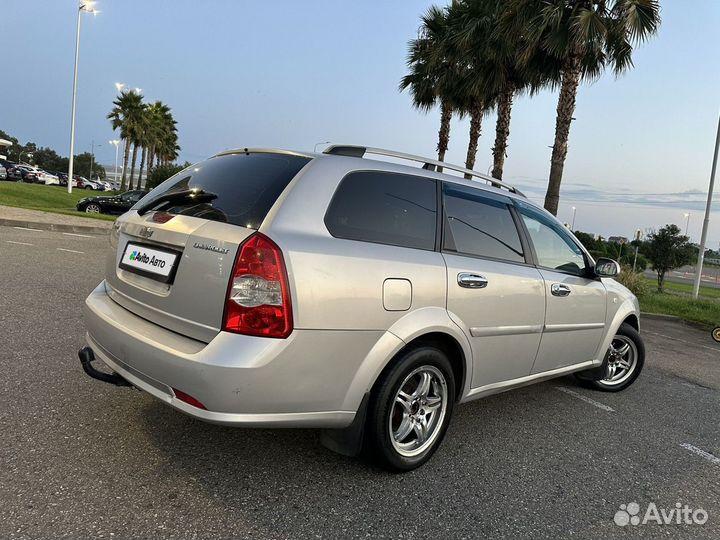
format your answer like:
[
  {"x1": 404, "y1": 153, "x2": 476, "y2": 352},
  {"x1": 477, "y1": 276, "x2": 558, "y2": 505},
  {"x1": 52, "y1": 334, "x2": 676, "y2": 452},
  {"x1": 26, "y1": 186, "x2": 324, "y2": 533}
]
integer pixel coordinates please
[
  {"x1": 389, "y1": 365, "x2": 448, "y2": 457},
  {"x1": 602, "y1": 335, "x2": 638, "y2": 386}
]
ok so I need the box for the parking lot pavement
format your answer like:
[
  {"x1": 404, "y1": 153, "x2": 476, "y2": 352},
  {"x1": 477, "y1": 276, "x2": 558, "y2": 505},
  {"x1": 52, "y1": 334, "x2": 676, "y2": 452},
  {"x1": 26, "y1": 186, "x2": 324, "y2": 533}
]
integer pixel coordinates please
[{"x1": 1, "y1": 224, "x2": 719, "y2": 539}]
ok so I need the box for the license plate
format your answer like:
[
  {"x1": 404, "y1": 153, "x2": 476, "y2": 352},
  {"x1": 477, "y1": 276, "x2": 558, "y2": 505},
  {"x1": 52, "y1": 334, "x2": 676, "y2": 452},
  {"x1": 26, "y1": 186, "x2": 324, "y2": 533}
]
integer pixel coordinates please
[{"x1": 119, "y1": 242, "x2": 179, "y2": 283}]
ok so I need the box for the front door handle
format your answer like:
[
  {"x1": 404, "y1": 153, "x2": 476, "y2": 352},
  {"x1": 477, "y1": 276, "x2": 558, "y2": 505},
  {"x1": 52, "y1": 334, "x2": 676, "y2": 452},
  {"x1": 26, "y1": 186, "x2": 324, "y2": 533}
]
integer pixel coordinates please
[
  {"x1": 457, "y1": 272, "x2": 488, "y2": 289},
  {"x1": 551, "y1": 283, "x2": 571, "y2": 297}
]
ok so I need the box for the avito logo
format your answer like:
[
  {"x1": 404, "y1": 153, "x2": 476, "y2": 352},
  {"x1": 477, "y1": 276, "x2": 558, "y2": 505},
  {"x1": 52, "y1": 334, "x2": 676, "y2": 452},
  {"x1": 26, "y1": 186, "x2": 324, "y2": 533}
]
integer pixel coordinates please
[{"x1": 128, "y1": 250, "x2": 166, "y2": 269}]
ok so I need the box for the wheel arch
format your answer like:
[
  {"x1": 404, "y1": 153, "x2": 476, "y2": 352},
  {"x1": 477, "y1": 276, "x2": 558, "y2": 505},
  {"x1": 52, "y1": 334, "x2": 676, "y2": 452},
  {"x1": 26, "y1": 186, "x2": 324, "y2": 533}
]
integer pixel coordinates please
[
  {"x1": 399, "y1": 332, "x2": 467, "y2": 402},
  {"x1": 623, "y1": 313, "x2": 639, "y2": 331},
  {"x1": 340, "y1": 307, "x2": 473, "y2": 412},
  {"x1": 593, "y1": 298, "x2": 641, "y2": 366}
]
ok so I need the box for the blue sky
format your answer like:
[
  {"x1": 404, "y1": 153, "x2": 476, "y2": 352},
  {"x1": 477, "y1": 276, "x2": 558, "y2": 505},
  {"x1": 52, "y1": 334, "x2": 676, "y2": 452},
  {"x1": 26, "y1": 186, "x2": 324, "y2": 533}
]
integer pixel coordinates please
[{"x1": 3, "y1": 0, "x2": 720, "y2": 245}]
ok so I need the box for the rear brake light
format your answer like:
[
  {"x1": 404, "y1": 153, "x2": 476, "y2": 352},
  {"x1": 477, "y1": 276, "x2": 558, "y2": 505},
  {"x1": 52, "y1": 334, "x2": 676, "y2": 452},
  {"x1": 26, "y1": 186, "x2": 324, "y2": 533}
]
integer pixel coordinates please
[
  {"x1": 223, "y1": 233, "x2": 293, "y2": 338},
  {"x1": 150, "y1": 212, "x2": 175, "y2": 223}
]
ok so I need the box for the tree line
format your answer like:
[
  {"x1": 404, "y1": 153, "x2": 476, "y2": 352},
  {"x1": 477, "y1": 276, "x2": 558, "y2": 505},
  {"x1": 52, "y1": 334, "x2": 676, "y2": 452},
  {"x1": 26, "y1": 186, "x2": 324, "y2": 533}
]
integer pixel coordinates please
[
  {"x1": 401, "y1": 0, "x2": 661, "y2": 215},
  {"x1": 108, "y1": 91, "x2": 180, "y2": 191},
  {"x1": 575, "y1": 224, "x2": 720, "y2": 293},
  {"x1": 0, "y1": 129, "x2": 105, "y2": 179}
]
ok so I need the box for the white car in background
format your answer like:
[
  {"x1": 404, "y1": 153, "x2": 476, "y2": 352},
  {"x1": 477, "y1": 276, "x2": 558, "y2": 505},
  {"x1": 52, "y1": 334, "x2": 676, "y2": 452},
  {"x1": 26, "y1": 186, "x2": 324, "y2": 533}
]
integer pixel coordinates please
[{"x1": 38, "y1": 171, "x2": 60, "y2": 185}]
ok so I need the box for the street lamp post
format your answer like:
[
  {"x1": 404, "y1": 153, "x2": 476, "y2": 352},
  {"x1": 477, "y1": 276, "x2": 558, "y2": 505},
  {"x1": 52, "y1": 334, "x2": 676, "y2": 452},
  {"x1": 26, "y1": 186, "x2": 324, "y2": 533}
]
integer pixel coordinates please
[
  {"x1": 67, "y1": 1, "x2": 97, "y2": 194},
  {"x1": 692, "y1": 113, "x2": 720, "y2": 299},
  {"x1": 683, "y1": 213, "x2": 691, "y2": 237},
  {"x1": 571, "y1": 206, "x2": 577, "y2": 230},
  {"x1": 19, "y1": 151, "x2": 33, "y2": 164},
  {"x1": 109, "y1": 140, "x2": 120, "y2": 187}
]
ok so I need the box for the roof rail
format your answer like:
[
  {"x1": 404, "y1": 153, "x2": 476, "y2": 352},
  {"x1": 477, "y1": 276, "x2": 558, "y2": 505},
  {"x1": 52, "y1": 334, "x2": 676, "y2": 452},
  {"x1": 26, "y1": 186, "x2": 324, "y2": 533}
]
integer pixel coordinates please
[{"x1": 323, "y1": 145, "x2": 525, "y2": 197}]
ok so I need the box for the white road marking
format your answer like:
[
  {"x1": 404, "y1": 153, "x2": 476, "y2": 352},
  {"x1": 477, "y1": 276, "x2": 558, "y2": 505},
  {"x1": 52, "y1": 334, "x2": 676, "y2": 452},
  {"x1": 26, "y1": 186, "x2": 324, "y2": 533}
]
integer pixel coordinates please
[
  {"x1": 644, "y1": 330, "x2": 720, "y2": 352},
  {"x1": 62, "y1": 232, "x2": 93, "y2": 238},
  {"x1": 6, "y1": 240, "x2": 33, "y2": 246},
  {"x1": 57, "y1": 248, "x2": 85, "y2": 254},
  {"x1": 12, "y1": 226, "x2": 42, "y2": 232},
  {"x1": 680, "y1": 443, "x2": 720, "y2": 465},
  {"x1": 555, "y1": 386, "x2": 615, "y2": 412}
]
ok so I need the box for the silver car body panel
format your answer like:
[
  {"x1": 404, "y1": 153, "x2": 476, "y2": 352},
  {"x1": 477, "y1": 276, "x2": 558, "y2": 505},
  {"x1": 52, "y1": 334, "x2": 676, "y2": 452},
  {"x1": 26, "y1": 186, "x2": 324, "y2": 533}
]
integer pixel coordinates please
[{"x1": 83, "y1": 148, "x2": 641, "y2": 427}]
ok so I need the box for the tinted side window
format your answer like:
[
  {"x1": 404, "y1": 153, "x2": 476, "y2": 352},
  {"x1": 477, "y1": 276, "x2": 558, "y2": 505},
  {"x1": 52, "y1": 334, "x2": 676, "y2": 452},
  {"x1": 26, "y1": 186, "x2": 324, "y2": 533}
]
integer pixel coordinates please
[
  {"x1": 134, "y1": 153, "x2": 310, "y2": 228},
  {"x1": 517, "y1": 203, "x2": 587, "y2": 276},
  {"x1": 124, "y1": 191, "x2": 144, "y2": 203},
  {"x1": 324, "y1": 171, "x2": 437, "y2": 250},
  {"x1": 442, "y1": 184, "x2": 524, "y2": 263}
]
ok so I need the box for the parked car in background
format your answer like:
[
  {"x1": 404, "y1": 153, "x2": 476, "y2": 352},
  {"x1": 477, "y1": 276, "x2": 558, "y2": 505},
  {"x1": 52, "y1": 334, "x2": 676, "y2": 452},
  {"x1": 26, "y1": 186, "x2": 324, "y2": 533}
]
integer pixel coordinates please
[
  {"x1": 55, "y1": 172, "x2": 69, "y2": 186},
  {"x1": 72, "y1": 175, "x2": 89, "y2": 189},
  {"x1": 5, "y1": 165, "x2": 23, "y2": 181},
  {"x1": 0, "y1": 159, "x2": 15, "y2": 180},
  {"x1": 97, "y1": 180, "x2": 114, "y2": 191},
  {"x1": 77, "y1": 146, "x2": 643, "y2": 471},
  {"x1": 76, "y1": 189, "x2": 148, "y2": 214},
  {"x1": 76, "y1": 177, "x2": 102, "y2": 190},
  {"x1": 15, "y1": 164, "x2": 40, "y2": 183},
  {"x1": 37, "y1": 171, "x2": 60, "y2": 185}
]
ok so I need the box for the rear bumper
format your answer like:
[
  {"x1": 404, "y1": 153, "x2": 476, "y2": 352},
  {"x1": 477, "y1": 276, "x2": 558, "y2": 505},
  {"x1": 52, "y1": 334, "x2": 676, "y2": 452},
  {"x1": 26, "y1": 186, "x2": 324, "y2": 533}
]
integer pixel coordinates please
[{"x1": 82, "y1": 281, "x2": 382, "y2": 428}]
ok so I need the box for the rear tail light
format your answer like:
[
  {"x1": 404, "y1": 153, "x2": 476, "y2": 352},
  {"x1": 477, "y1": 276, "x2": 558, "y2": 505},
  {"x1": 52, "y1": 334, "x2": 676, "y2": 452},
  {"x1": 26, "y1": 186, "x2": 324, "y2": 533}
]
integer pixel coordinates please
[
  {"x1": 150, "y1": 212, "x2": 175, "y2": 224},
  {"x1": 223, "y1": 233, "x2": 293, "y2": 338}
]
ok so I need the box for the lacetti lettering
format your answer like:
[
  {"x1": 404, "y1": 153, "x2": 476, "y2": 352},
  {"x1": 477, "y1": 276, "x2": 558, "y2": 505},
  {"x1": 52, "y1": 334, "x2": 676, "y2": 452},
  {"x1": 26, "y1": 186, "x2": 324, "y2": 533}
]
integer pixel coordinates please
[
  {"x1": 193, "y1": 242, "x2": 229, "y2": 254},
  {"x1": 129, "y1": 250, "x2": 166, "y2": 269}
]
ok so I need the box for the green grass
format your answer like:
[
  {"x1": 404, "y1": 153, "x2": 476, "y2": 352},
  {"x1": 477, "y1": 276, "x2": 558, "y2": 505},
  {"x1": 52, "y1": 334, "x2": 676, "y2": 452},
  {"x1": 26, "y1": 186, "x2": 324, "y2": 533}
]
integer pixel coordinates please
[
  {"x1": 640, "y1": 291, "x2": 719, "y2": 328},
  {"x1": 642, "y1": 277, "x2": 720, "y2": 300},
  {"x1": 0, "y1": 182, "x2": 116, "y2": 221}
]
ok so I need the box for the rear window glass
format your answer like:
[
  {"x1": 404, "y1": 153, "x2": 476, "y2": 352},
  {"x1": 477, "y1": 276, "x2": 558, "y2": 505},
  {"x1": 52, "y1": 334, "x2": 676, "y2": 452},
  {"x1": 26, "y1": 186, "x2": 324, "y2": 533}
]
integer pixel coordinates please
[
  {"x1": 324, "y1": 171, "x2": 437, "y2": 250},
  {"x1": 134, "y1": 153, "x2": 310, "y2": 228}
]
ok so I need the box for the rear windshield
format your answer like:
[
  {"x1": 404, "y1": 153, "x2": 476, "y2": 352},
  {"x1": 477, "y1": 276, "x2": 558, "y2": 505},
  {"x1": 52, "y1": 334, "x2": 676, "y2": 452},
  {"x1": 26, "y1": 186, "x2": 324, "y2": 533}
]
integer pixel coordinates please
[{"x1": 134, "y1": 153, "x2": 310, "y2": 228}]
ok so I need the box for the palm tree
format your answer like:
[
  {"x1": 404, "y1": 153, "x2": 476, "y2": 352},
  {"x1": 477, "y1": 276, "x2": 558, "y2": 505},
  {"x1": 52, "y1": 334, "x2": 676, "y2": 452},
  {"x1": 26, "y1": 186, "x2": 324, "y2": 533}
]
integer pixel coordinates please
[
  {"x1": 400, "y1": 6, "x2": 463, "y2": 171},
  {"x1": 447, "y1": 1, "x2": 496, "y2": 177},
  {"x1": 107, "y1": 90, "x2": 144, "y2": 190},
  {"x1": 452, "y1": 0, "x2": 559, "y2": 181},
  {"x1": 127, "y1": 117, "x2": 145, "y2": 191},
  {"x1": 141, "y1": 100, "x2": 176, "y2": 181},
  {"x1": 511, "y1": 0, "x2": 660, "y2": 215}
]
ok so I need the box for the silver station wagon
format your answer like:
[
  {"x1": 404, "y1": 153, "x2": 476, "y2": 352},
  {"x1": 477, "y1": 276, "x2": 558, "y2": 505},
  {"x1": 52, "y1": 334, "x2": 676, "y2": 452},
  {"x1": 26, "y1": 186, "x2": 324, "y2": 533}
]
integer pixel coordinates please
[{"x1": 79, "y1": 145, "x2": 644, "y2": 471}]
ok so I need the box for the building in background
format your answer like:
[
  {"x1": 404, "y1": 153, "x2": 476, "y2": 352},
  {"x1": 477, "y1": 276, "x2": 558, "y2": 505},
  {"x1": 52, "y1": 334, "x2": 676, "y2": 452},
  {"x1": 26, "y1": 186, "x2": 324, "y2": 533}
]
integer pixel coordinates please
[{"x1": 0, "y1": 139, "x2": 12, "y2": 159}]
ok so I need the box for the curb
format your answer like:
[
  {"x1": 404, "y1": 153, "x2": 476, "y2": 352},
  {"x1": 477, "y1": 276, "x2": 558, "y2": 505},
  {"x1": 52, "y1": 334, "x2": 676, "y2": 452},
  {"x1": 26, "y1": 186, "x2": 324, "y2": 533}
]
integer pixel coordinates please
[
  {"x1": 0, "y1": 217, "x2": 111, "y2": 235},
  {"x1": 641, "y1": 311, "x2": 714, "y2": 331}
]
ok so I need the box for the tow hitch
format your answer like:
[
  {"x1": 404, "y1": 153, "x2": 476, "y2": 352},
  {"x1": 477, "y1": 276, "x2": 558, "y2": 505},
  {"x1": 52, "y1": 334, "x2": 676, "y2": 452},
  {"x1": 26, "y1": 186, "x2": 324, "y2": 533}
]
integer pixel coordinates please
[{"x1": 78, "y1": 346, "x2": 131, "y2": 387}]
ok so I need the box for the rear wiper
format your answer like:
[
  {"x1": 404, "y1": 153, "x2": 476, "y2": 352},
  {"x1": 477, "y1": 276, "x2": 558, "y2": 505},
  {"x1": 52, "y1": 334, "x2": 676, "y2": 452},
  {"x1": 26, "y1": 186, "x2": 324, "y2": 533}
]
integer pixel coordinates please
[{"x1": 136, "y1": 189, "x2": 218, "y2": 215}]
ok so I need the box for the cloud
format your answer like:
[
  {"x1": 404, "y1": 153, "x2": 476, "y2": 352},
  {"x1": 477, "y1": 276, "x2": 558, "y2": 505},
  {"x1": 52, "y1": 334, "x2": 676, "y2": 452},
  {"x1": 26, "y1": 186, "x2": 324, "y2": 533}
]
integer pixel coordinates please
[{"x1": 511, "y1": 178, "x2": 718, "y2": 213}]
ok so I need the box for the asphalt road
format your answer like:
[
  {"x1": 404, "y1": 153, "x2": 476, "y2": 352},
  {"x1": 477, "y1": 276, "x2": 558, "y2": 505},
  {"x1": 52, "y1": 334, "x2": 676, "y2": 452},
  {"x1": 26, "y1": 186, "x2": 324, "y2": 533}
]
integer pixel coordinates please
[
  {"x1": 643, "y1": 266, "x2": 720, "y2": 290},
  {"x1": 1, "y1": 224, "x2": 719, "y2": 539}
]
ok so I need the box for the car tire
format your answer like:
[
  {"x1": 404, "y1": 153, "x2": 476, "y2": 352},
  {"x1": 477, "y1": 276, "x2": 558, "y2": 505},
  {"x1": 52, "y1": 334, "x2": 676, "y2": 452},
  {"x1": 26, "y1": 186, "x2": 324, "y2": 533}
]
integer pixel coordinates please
[
  {"x1": 364, "y1": 345, "x2": 455, "y2": 472},
  {"x1": 85, "y1": 203, "x2": 102, "y2": 214},
  {"x1": 575, "y1": 323, "x2": 645, "y2": 392}
]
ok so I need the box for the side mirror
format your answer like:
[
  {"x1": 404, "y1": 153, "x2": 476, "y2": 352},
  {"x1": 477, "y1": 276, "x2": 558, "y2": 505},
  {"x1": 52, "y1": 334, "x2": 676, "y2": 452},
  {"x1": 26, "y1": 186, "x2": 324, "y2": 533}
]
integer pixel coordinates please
[{"x1": 595, "y1": 257, "x2": 620, "y2": 278}]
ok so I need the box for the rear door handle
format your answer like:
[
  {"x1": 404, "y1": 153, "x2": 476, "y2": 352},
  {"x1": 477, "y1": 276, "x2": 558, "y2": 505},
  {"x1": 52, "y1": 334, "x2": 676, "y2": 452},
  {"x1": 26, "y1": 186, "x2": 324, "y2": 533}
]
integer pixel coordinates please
[
  {"x1": 457, "y1": 272, "x2": 488, "y2": 289},
  {"x1": 551, "y1": 283, "x2": 571, "y2": 297}
]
